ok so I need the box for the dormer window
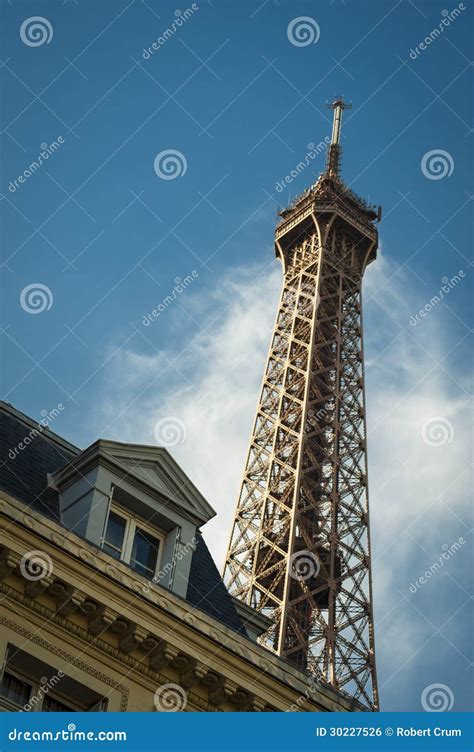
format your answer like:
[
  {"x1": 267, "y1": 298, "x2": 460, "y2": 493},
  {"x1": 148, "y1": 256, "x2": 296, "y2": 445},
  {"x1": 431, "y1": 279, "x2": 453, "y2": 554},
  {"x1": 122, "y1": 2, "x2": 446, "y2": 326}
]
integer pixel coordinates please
[
  {"x1": 102, "y1": 511, "x2": 126, "y2": 560},
  {"x1": 102, "y1": 507, "x2": 163, "y2": 580},
  {"x1": 51, "y1": 438, "x2": 217, "y2": 598},
  {"x1": 131, "y1": 526, "x2": 161, "y2": 579}
]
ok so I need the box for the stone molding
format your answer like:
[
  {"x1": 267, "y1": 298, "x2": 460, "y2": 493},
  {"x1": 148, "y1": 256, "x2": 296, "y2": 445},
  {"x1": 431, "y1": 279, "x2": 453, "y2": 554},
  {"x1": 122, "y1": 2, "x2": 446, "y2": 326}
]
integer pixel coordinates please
[{"x1": 0, "y1": 494, "x2": 360, "y2": 713}]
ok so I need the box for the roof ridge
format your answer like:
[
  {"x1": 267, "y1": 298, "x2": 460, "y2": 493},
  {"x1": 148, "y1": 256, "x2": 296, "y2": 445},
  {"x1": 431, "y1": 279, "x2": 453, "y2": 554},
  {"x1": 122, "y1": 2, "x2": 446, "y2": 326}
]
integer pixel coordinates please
[{"x1": 0, "y1": 400, "x2": 80, "y2": 455}]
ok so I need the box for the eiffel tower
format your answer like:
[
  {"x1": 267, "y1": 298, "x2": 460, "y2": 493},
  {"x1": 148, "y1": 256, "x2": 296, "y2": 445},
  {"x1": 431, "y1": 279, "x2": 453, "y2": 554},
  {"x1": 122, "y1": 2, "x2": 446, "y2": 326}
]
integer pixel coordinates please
[{"x1": 223, "y1": 100, "x2": 381, "y2": 710}]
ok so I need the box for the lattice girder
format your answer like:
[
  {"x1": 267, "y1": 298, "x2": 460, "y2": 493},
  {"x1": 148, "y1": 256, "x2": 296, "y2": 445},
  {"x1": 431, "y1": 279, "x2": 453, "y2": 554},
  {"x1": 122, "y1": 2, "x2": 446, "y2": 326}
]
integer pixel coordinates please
[{"x1": 224, "y1": 196, "x2": 379, "y2": 711}]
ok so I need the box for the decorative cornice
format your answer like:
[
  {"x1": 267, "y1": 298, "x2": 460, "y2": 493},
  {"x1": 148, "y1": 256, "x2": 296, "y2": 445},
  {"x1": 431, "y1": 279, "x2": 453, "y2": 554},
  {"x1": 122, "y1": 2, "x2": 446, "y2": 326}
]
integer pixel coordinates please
[
  {"x1": 0, "y1": 611, "x2": 130, "y2": 712},
  {"x1": 0, "y1": 585, "x2": 215, "y2": 712},
  {"x1": 0, "y1": 546, "x2": 17, "y2": 580},
  {"x1": 0, "y1": 577, "x2": 277, "y2": 712},
  {"x1": 0, "y1": 494, "x2": 360, "y2": 712}
]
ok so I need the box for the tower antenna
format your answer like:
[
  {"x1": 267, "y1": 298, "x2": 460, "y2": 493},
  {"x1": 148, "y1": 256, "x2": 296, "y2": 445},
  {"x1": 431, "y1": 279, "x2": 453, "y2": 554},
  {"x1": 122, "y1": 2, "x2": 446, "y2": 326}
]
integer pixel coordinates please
[{"x1": 325, "y1": 97, "x2": 352, "y2": 178}]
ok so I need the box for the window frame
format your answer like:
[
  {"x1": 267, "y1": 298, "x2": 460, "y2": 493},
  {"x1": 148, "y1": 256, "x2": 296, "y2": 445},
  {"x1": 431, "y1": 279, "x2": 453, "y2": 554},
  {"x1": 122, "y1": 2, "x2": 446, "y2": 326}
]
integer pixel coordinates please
[
  {"x1": 102, "y1": 502, "x2": 164, "y2": 580},
  {"x1": 0, "y1": 667, "x2": 103, "y2": 713},
  {"x1": 101, "y1": 509, "x2": 127, "y2": 560},
  {"x1": 0, "y1": 668, "x2": 33, "y2": 711}
]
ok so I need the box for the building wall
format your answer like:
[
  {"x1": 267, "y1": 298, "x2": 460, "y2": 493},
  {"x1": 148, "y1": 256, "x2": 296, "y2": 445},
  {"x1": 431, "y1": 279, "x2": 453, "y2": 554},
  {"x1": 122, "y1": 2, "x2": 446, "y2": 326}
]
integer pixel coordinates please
[{"x1": 0, "y1": 493, "x2": 359, "y2": 713}]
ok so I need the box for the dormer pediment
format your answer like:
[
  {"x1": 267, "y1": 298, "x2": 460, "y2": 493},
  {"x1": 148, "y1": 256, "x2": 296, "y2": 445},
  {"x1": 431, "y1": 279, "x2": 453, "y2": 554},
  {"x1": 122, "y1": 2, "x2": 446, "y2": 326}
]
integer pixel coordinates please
[{"x1": 51, "y1": 439, "x2": 216, "y2": 527}]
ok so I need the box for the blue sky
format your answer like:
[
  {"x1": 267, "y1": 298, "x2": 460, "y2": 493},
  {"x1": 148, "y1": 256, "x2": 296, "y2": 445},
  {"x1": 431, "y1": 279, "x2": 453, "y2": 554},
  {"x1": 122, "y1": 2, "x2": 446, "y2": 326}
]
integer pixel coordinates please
[{"x1": 1, "y1": 0, "x2": 472, "y2": 712}]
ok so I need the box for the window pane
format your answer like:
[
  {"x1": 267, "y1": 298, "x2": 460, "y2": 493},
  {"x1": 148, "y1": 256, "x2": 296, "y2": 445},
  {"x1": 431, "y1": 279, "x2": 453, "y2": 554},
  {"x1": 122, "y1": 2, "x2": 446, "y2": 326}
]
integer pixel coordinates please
[
  {"x1": 103, "y1": 512, "x2": 126, "y2": 558},
  {"x1": 43, "y1": 695, "x2": 75, "y2": 712},
  {"x1": 0, "y1": 671, "x2": 31, "y2": 707},
  {"x1": 88, "y1": 698, "x2": 107, "y2": 711},
  {"x1": 131, "y1": 528, "x2": 160, "y2": 578}
]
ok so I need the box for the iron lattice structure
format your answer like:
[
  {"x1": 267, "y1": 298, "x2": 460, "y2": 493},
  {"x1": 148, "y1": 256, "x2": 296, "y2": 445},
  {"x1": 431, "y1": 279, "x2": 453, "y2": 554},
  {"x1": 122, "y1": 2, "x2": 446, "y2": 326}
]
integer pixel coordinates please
[{"x1": 224, "y1": 101, "x2": 381, "y2": 710}]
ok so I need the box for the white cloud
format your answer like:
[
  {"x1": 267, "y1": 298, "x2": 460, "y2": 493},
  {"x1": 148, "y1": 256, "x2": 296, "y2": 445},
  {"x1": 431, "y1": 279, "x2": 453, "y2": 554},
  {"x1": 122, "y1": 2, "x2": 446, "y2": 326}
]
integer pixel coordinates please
[
  {"x1": 363, "y1": 255, "x2": 470, "y2": 553},
  {"x1": 95, "y1": 259, "x2": 282, "y2": 564},
  {"x1": 93, "y1": 251, "x2": 471, "y2": 708},
  {"x1": 362, "y1": 254, "x2": 471, "y2": 707},
  {"x1": 96, "y1": 252, "x2": 470, "y2": 559}
]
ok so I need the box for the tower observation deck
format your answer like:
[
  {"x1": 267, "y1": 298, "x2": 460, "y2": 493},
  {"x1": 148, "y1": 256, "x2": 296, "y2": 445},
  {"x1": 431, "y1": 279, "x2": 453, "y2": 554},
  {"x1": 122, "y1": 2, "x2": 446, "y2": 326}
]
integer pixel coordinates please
[{"x1": 223, "y1": 99, "x2": 381, "y2": 711}]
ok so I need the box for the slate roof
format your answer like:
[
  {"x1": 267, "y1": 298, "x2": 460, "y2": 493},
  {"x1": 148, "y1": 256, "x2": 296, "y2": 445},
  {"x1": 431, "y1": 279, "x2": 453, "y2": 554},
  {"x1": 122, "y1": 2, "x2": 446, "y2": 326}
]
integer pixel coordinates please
[
  {"x1": 0, "y1": 402, "x2": 77, "y2": 521},
  {"x1": 186, "y1": 531, "x2": 244, "y2": 633},
  {"x1": 0, "y1": 401, "x2": 244, "y2": 634}
]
